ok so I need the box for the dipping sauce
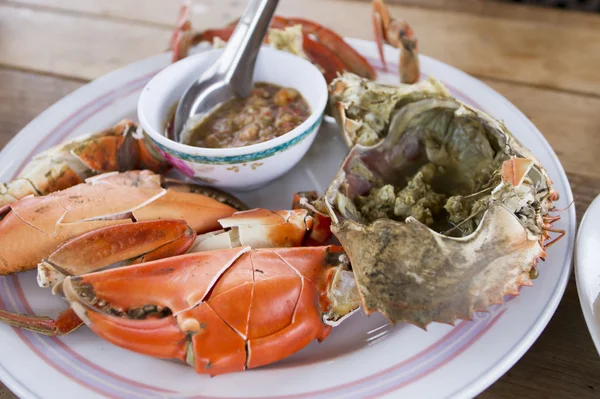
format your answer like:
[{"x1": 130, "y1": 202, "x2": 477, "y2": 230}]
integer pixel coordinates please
[{"x1": 181, "y1": 82, "x2": 310, "y2": 148}]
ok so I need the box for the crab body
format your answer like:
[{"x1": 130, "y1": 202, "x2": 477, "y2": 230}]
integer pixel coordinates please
[{"x1": 325, "y1": 73, "x2": 562, "y2": 327}]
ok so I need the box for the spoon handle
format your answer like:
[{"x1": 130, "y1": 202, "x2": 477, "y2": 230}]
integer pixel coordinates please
[{"x1": 219, "y1": 0, "x2": 280, "y2": 97}]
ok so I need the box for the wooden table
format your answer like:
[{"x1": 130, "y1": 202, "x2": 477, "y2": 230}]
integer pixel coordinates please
[{"x1": 0, "y1": 0, "x2": 599, "y2": 397}]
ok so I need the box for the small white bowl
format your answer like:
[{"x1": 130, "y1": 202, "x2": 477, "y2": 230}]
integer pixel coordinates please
[{"x1": 138, "y1": 47, "x2": 328, "y2": 191}]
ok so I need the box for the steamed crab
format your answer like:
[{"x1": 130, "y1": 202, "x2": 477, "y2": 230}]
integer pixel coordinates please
[
  {"x1": 0, "y1": 168, "x2": 357, "y2": 374},
  {"x1": 170, "y1": 0, "x2": 419, "y2": 84},
  {"x1": 0, "y1": 1, "x2": 564, "y2": 377},
  {"x1": 325, "y1": 73, "x2": 564, "y2": 327},
  {"x1": 0, "y1": 75, "x2": 563, "y2": 374}
]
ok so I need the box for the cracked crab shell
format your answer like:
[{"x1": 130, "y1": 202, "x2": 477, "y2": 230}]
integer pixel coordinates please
[
  {"x1": 328, "y1": 73, "x2": 451, "y2": 148},
  {"x1": 0, "y1": 170, "x2": 238, "y2": 275},
  {"x1": 325, "y1": 73, "x2": 559, "y2": 328}
]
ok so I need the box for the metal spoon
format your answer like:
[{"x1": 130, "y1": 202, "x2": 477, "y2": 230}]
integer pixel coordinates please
[{"x1": 172, "y1": 0, "x2": 280, "y2": 143}]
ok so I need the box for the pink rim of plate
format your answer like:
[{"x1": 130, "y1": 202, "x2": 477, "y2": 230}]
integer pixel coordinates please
[{"x1": 0, "y1": 54, "x2": 568, "y2": 399}]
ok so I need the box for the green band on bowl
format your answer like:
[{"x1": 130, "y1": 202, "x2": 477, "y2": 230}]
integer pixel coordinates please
[{"x1": 153, "y1": 114, "x2": 323, "y2": 165}]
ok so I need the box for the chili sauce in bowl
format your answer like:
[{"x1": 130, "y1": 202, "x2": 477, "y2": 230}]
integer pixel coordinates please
[{"x1": 179, "y1": 82, "x2": 311, "y2": 149}]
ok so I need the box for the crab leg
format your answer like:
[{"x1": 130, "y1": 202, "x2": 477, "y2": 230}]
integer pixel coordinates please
[
  {"x1": 543, "y1": 215, "x2": 561, "y2": 224},
  {"x1": 0, "y1": 219, "x2": 196, "y2": 336},
  {"x1": 170, "y1": 1, "x2": 193, "y2": 62},
  {"x1": 542, "y1": 226, "x2": 566, "y2": 248},
  {"x1": 372, "y1": 0, "x2": 420, "y2": 83},
  {"x1": 272, "y1": 17, "x2": 376, "y2": 81},
  {"x1": 169, "y1": 3, "x2": 375, "y2": 82},
  {"x1": 188, "y1": 24, "x2": 347, "y2": 83},
  {"x1": 61, "y1": 245, "x2": 358, "y2": 375},
  {"x1": 0, "y1": 306, "x2": 84, "y2": 336},
  {"x1": 0, "y1": 120, "x2": 169, "y2": 207},
  {"x1": 190, "y1": 208, "x2": 331, "y2": 252}
]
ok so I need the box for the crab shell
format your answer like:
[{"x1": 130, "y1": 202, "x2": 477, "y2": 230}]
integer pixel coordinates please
[
  {"x1": 325, "y1": 73, "x2": 559, "y2": 329},
  {"x1": 328, "y1": 73, "x2": 451, "y2": 148}
]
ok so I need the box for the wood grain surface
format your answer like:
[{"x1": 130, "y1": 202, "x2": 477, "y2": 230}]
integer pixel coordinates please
[{"x1": 0, "y1": 0, "x2": 598, "y2": 398}]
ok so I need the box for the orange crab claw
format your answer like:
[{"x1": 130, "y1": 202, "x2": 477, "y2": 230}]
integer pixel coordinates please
[
  {"x1": 38, "y1": 219, "x2": 196, "y2": 289},
  {"x1": 0, "y1": 170, "x2": 239, "y2": 276},
  {"x1": 185, "y1": 15, "x2": 375, "y2": 83},
  {"x1": 0, "y1": 219, "x2": 195, "y2": 336},
  {"x1": 1, "y1": 121, "x2": 170, "y2": 208},
  {"x1": 62, "y1": 246, "x2": 347, "y2": 375},
  {"x1": 189, "y1": 22, "x2": 349, "y2": 83}
]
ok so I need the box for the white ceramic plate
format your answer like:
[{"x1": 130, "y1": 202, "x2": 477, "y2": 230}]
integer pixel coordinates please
[
  {"x1": 0, "y1": 39, "x2": 575, "y2": 399},
  {"x1": 575, "y1": 195, "x2": 600, "y2": 355}
]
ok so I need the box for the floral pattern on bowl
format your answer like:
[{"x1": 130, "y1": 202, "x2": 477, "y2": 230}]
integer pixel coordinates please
[{"x1": 158, "y1": 148, "x2": 195, "y2": 177}]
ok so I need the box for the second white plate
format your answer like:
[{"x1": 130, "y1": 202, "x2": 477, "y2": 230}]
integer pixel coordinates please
[{"x1": 576, "y1": 194, "x2": 600, "y2": 355}]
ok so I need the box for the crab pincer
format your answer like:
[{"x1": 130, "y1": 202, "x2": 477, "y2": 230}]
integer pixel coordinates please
[
  {"x1": 0, "y1": 219, "x2": 197, "y2": 335},
  {"x1": 61, "y1": 246, "x2": 360, "y2": 375}
]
